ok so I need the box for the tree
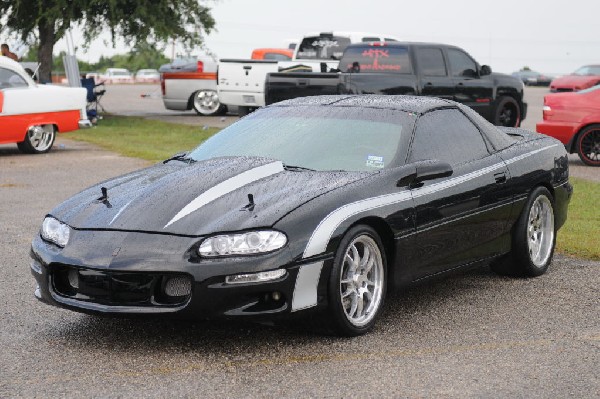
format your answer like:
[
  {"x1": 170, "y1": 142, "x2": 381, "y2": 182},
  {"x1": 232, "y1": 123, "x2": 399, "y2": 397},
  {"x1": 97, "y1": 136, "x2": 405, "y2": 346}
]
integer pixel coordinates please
[{"x1": 0, "y1": 0, "x2": 215, "y2": 82}]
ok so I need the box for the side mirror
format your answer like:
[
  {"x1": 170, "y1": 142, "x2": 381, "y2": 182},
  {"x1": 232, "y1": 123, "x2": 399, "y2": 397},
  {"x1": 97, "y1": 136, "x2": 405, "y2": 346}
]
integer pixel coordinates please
[
  {"x1": 396, "y1": 160, "x2": 453, "y2": 187},
  {"x1": 480, "y1": 65, "x2": 492, "y2": 76}
]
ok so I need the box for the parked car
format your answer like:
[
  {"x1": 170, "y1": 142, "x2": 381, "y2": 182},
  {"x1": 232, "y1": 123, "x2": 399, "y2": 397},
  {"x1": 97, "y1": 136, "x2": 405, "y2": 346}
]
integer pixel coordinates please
[
  {"x1": 549, "y1": 65, "x2": 600, "y2": 92},
  {"x1": 251, "y1": 48, "x2": 294, "y2": 61},
  {"x1": 30, "y1": 95, "x2": 571, "y2": 336},
  {"x1": 101, "y1": 68, "x2": 134, "y2": 84},
  {"x1": 511, "y1": 69, "x2": 552, "y2": 86},
  {"x1": 135, "y1": 69, "x2": 160, "y2": 83},
  {"x1": 218, "y1": 32, "x2": 398, "y2": 116},
  {"x1": 265, "y1": 42, "x2": 527, "y2": 127},
  {"x1": 0, "y1": 57, "x2": 90, "y2": 154},
  {"x1": 159, "y1": 57, "x2": 226, "y2": 116},
  {"x1": 536, "y1": 84, "x2": 600, "y2": 166}
]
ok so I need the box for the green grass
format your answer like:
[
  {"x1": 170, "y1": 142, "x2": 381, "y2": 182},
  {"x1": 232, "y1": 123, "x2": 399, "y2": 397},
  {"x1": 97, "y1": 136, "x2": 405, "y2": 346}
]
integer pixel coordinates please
[
  {"x1": 556, "y1": 178, "x2": 600, "y2": 261},
  {"x1": 65, "y1": 115, "x2": 220, "y2": 162},
  {"x1": 65, "y1": 116, "x2": 599, "y2": 260}
]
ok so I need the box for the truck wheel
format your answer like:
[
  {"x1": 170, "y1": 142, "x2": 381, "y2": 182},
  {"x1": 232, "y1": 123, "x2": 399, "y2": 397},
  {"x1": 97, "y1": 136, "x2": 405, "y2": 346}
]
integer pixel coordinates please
[
  {"x1": 17, "y1": 124, "x2": 56, "y2": 154},
  {"x1": 575, "y1": 124, "x2": 600, "y2": 166},
  {"x1": 493, "y1": 96, "x2": 521, "y2": 127},
  {"x1": 192, "y1": 90, "x2": 226, "y2": 116}
]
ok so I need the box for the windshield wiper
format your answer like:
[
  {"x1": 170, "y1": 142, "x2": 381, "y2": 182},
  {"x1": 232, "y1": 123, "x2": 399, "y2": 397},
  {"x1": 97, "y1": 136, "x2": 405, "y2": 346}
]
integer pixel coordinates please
[
  {"x1": 163, "y1": 152, "x2": 196, "y2": 164},
  {"x1": 283, "y1": 164, "x2": 316, "y2": 172}
]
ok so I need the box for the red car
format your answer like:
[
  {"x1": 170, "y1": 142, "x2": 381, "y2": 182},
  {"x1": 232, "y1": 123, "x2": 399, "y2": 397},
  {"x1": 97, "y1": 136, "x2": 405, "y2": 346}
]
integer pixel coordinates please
[
  {"x1": 536, "y1": 85, "x2": 600, "y2": 166},
  {"x1": 550, "y1": 65, "x2": 600, "y2": 92}
]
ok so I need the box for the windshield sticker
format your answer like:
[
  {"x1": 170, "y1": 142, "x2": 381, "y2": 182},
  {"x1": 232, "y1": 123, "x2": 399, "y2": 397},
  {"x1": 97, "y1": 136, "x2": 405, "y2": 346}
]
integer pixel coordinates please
[{"x1": 366, "y1": 155, "x2": 385, "y2": 169}]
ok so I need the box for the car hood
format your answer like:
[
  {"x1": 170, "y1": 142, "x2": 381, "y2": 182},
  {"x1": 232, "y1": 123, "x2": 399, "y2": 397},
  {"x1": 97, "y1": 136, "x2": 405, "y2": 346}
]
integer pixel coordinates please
[
  {"x1": 551, "y1": 75, "x2": 600, "y2": 88},
  {"x1": 49, "y1": 157, "x2": 369, "y2": 236}
]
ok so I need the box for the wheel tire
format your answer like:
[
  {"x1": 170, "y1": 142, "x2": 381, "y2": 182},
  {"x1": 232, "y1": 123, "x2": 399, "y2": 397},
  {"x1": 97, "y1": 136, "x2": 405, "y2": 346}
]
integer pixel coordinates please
[
  {"x1": 326, "y1": 225, "x2": 387, "y2": 336},
  {"x1": 192, "y1": 90, "x2": 226, "y2": 116},
  {"x1": 575, "y1": 124, "x2": 600, "y2": 166},
  {"x1": 237, "y1": 106, "x2": 253, "y2": 117},
  {"x1": 491, "y1": 187, "x2": 556, "y2": 277},
  {"x1": 16, "y1": 124, "x2": 56, "y2": 154},
  {"x1": 493, "y1": 96, "x2": 522, "y2": 127}
]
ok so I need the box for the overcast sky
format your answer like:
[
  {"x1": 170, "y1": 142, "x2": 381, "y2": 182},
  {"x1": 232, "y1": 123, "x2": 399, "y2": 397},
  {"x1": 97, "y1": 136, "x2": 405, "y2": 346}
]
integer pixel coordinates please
[{"x1": 4, "y1": 0, "x2": 600, "y2": 74}]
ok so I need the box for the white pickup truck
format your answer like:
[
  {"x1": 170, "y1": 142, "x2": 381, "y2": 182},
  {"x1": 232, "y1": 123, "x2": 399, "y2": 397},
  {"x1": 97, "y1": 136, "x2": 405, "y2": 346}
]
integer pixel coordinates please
[
  {"x1": 159, "y1": 57, "x2": 226, "y2": 116},
  {"x1": 217, "y1": 32, "x2": 398, "y2": 115}
]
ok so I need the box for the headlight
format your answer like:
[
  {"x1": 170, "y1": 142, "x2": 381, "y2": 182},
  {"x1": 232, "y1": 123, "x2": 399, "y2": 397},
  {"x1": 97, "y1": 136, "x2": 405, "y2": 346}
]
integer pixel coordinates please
[
  {"x1": 198, "y1": 230, "x2": 287, "y2": 257},
  {"x1": 41, "y1": 216, "x2": 70, "y2": 247}
]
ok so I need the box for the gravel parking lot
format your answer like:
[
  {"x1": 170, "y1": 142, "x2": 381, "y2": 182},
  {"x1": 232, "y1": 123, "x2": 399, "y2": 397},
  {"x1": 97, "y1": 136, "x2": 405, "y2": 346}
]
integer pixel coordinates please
[{"x1": 0, "y1": 87, "x2": 599, "y2": 397}]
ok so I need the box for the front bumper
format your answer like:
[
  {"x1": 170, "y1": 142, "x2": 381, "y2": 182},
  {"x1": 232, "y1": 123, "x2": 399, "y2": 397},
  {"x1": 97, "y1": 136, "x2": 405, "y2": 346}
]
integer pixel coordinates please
[
  {"x1": 78, "y1": 119, "x2": 93, "y2": 129},
  {"x1": 30, "y1": 232, "x2": 331, "y2": 320}
]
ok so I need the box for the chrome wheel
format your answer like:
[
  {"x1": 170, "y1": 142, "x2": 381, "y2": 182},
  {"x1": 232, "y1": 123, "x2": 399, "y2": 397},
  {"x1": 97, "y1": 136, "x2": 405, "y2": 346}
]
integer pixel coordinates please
[
  {"x1": 26, "y1": 125, "x2": 55, "y2": 153},
  {"x1": 339, "y1": 235, "x2": 384, "y2": 327},
  {"x1": 527, "y1": 195, "x2": 554, "y2": 268},
  {"x1": 193, "y1": 90, "x2": 221, "y2": 115}
]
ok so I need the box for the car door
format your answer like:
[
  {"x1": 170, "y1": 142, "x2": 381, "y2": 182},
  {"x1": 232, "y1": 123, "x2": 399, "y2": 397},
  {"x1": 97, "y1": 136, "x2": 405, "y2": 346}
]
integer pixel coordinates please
[
  {"x1": 415, "y1": 47, "x2": 454, "y2": 100},
  {"x1": 404, "y1": 108, "x2": 512, "y2": 280},
  {"x1": 446, "y1": 48, "x2": 494, "y2": 115},
  {"x1": 0, "y1": 67, "x2": 31, "y2": 142}
]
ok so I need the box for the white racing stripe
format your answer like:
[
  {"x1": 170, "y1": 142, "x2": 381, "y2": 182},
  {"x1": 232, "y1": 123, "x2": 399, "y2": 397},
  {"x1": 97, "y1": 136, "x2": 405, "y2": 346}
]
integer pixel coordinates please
[
  {"x1": 291, "y1": 261, "x2": 324, "y2": 312},
  {"x1": 109, "y1": 200, "x2": 133, "y2": 225},
  {"x1": 302, "y1": 144, "x2": 559, "y2": 258},
  {"x1": 164, "y1": 161, "x2": 284, "y2": 228}
]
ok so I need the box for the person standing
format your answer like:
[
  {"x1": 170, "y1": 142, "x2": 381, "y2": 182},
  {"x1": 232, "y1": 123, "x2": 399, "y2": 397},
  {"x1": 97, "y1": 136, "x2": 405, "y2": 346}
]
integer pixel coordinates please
[{"x1": 1, "y1": 44, "x2": 19, "y2": 61}]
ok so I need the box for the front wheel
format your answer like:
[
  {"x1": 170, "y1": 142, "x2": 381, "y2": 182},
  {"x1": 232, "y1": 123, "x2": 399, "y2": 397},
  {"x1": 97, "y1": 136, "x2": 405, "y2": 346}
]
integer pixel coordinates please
[
  {"x1": 576, "y1": 124, "x2": 600, "y2": 166},
  {"x1": 492, "y1": 187, "x2": 555, "y2": 277},
  {"x1": 327, "y1": 225, "x2": 387, "y2": 336},
  {"x1": 192, "y1": 90, "x2": 226, "y2": 116},
  {"x1": 17, "y1": 124, "x2": 56, "y2": 154},
  {"x1": 493, "y1": 96, "x2": 521, "y2": 127}
]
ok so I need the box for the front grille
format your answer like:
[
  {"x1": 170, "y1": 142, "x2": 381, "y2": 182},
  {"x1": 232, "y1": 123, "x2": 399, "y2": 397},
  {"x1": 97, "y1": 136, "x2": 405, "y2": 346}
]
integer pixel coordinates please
[
  {"x1": 51, "y1": 264, "x2": 192, "y2": 307},
  {"x1": 555, "y1": 88, "x2": 574, "y2": 92}
]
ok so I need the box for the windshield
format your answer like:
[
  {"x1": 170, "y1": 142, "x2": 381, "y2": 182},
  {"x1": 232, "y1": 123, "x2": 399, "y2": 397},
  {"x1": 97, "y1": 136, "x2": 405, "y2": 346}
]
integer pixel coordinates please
[
  {"x1": 296, "y1": 36, "x2": 352, "y2": 60},
  {"x1": 577, "y1": 84, "x2": 600, "y2": 94},
  {"x1": 188, "y1": 106, "x2": 411, "y2": 172},
  {"x1": 342, "y1": 46, "x2": 413, "y2": 74},
  {"x1": 573, "y1": 65, "x2": 600, "y2": 76}
]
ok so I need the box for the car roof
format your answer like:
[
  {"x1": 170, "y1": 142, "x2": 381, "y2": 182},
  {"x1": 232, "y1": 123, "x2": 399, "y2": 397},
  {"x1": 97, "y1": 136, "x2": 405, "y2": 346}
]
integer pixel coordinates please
[{"x1": 272, "y1": 95, "x2": 454, "y2": 114}]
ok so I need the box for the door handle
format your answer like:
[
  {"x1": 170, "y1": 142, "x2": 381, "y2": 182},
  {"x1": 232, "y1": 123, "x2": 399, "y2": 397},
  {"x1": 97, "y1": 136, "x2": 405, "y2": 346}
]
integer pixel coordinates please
[
  {"x1": 494, "y1": 172, "x2": 507, "y2": 183},
  {"x1": 457, "y1": 82, "x2": 464, "y2": 86},
  {"x1": 425, "y1": 82, "x2": 433, "y2": 86}
]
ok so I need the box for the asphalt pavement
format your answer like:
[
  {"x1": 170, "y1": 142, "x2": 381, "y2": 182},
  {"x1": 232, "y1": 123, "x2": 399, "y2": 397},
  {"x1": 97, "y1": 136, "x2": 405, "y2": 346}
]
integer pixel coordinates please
[{"x1": 0, "y1": 87, "x2": 599, "y2": 398}]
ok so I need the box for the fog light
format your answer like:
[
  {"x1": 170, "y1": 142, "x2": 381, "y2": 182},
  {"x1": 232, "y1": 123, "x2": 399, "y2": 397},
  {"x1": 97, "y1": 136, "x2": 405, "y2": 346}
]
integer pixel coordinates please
[
  {"x1": 164, "y1": 276, "x2": 192, "y2": 297},
  {"x1": 68, "y1": 269, "x2": 79, "y2": 289},
  {"x1": 272, "y1": 291, "x2": 282, "y2": 301},
  {"x1": 225, "y1": 269, "x2": 286, "y2": 285}
]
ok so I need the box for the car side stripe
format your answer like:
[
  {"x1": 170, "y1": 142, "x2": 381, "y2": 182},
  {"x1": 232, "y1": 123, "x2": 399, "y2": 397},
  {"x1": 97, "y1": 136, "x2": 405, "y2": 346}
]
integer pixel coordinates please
[
  {"x1": 164, "y1": 161, "x2": 284, "y2": 228},
  {"x1": 109, "y1": 200, "x2": 133, "y2": 225},
  {"x1": 302, "y1": 144, "x2": 559, "y2": 259}
]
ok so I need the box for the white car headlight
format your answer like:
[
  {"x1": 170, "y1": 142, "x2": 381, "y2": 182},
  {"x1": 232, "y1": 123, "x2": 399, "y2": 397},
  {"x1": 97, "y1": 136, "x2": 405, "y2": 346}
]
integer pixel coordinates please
[
  {"x1": 41, "y1": 216, "x2": 70, "y2": 247},
  {"x1": 199, "y1": 230, "x2": 287, "y2": 257}
]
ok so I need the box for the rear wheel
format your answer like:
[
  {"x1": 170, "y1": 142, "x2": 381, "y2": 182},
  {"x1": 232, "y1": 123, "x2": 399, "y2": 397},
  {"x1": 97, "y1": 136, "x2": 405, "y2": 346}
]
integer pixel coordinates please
[
  {"x1": 327, "y1": 225, "x2": 387, "y2": 336},
  {"x1": 17, "y1": 124, "x2": 56, "y2": 154},
  {"x1": 492, "y1": 187, "x2": 555, "y2": 277},
  {"x1": 192, "y1": 90, "x2": 226, "y2": 116},
  {"x1": 494, "y1": 96, "x2": 521, "y2": 127},
  {"x1": 576, "y1": 125, "x2": 600, "y2": 166}
]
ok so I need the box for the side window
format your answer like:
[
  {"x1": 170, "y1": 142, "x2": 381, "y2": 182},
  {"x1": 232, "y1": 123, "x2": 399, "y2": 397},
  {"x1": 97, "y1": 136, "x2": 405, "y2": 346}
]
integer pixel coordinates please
[
  {"x1": 416, "y1": 48, "x2": 447, "y2": 76},
  {"x1": 0, "y1": 68, "x2": 28, "y2": 89},
  {"x1": 409, "y1": 109, "x2": 489, "y2": 165},
  {"x1": 447, "y1": 49, "x2": 478, "y2": 77}
]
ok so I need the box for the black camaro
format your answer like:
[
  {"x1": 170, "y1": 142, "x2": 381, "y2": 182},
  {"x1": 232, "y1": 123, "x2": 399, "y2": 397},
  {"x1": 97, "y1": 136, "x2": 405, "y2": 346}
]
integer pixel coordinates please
[{"x1": 30, "y1": 95, "x2": 572, "y2": 336}]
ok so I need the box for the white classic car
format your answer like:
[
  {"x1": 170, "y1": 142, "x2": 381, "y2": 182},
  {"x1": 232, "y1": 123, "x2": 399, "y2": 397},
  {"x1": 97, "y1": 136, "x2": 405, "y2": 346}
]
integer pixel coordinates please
[
  {"x1": 101, "y1": 68, "x2": 134, "y2": 84},
  {"x1": 0, "y1": 56, "x2": 90, "y2": 154}
]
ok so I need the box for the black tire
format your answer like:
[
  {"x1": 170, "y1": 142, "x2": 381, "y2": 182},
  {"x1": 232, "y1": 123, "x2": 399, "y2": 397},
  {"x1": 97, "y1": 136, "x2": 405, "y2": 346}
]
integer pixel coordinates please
[
  {"x1": 238, "y1": 106, "x2": 254, "y2": 117},
  {"x1": 326, "y1": 225, "x2": 387, "y2": 336},
  {"x1": 17, "y1": 124, "x2": 56, "y2": 154},
  {"x1": 493, "y1": 96, "x2": 522, "y2": 127},
  {"x1": 575, "y1": 124, "x2": 600, "y2": 166},
  {"x1": 191, "y1": 90, "x2": 226, "y2": 116},
  {"x1": 491, "y1": 187, "x2": 556, "y2": 277}
]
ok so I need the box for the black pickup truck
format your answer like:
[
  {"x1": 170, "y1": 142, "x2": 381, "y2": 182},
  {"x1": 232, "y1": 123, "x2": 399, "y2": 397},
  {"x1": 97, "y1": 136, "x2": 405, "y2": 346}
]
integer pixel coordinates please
[{"x1": 265, "y1": 42, "x2": 527, "y2": 127}]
